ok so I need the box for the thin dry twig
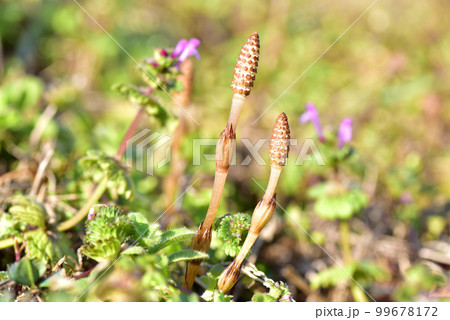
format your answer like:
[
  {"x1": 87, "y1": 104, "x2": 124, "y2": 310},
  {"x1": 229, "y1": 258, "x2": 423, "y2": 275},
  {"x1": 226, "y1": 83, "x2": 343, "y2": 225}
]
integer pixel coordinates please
[
  {"x1": 29, "y1": 104, "x2": 58, "y2": 148},
  {"x1": 29, "y1": 143, "x2": 54, "y2": 197}
]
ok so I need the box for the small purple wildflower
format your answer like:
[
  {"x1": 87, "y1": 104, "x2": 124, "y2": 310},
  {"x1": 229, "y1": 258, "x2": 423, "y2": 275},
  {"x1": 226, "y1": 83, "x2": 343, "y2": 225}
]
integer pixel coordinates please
[
  {"x1": 160, "y1": 49, "x2": 168, "y2": 57},
  {"x1": 173, "y1": 38, "x2": 201, "y2": 63},
  {"x1": 337, "y1": 117, "x2": 353, "y2": 149},
  {"x1": 400, "y1": 191, "x2": 413, "y2": 204},
  {"x1": 87, "y1": 204, "x2": 105, "y2": 221},
  {"x1": 299, "y1": 103, "x2": 325, "y2": 142},
  {"x1": 87, "y1": 207, "x2": 96, "y2": 221},
  {"x1": 139, "y1": 87, "x2": 154, "y2": 96}
]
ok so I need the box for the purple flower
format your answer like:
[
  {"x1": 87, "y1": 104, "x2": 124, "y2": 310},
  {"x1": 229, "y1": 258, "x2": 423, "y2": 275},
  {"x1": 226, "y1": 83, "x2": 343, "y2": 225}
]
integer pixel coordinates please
[
  {"x1": 173, "y1": 38, "x2": 201, "y2": 63},
  {"x1": 87, "y1": 206, "x2": 97, "y2": 221},
  {"x1": 400, "y1": 191, "x2": 413, "y2": 204},
  {"x1": 299, "y1": 103, "x2": 325, "y2": 142},
  {"x1": 145, "y1": 57, "x2": 158, "y2": 68},
  {"x1": 139, "y1": 87, "x2": 154, "y2": 96},
  {"x1": 337, "y1": 118, "x2": 353, "y2": 149}
]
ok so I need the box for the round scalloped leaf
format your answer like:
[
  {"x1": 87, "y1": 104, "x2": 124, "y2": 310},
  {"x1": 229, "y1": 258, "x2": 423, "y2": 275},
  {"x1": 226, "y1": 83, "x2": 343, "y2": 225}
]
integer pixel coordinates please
[
  {"x1": 9, "y1": 196, "x2": 46, "y2": 229},
  {"x1": 24, "y1": 229, "x2": 62, "y2": 264},
  {"x1": 314, "y1": 189, "x2": 368, "y2": 221},
  {"x1": 80, "y1": 238, "x2": 122, "y2": 262},
  {"x1": 217, "y1": 213, "x2": 251, "y2": 257},
  {"x1": 79, "y1": 150, "x2": 134, "y2": 200}
]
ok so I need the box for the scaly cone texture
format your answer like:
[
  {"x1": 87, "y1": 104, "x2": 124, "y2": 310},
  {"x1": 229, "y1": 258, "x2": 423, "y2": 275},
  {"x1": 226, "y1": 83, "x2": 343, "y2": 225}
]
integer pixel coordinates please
[
  {"x1": 269, "y1": 112, "x2": 290, "y2": 167},
  {"x1": 231, "y1": 32, "x2": 260, "y2": 97}
]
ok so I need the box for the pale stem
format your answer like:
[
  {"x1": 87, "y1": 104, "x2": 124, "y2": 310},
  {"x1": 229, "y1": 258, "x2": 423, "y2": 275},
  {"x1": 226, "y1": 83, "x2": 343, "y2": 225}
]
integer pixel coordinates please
[
  {"x1": 183, "y1": 263, "x2": 200, "y2": 289},
  {"x1": 263, "y1": 165, "x2": 282, "y2": 202},
  {"x1": 116, "y1": 107, "x2": 145, "y2": 159},
  {"x1": 339, "y1": 219, "x2": 352, "y2": 265},
  {"x1": 234, "y1": 228, "x2": 260, "y2": 266},
  {"x1": 57, "y1": 177, "x2": 109, "y2": 232},
  {"x1": 351, "y1": 284, "x2": 369, "y2": 302}
]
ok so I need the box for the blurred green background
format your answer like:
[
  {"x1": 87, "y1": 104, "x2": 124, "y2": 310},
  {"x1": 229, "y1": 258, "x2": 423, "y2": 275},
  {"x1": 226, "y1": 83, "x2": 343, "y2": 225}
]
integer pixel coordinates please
[
  {"x1": 0, "y1": 0, "x2": 449, "y2": 301},
  {"x1": 2, "y1": 0, "x2": 450, "y2": 211}
]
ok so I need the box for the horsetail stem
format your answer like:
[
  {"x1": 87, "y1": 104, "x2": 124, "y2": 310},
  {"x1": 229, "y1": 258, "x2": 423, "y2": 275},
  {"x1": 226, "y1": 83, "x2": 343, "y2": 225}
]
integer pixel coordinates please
[
  {"x1": 231, "y1": 32, "x2": 260, "y2": 97},
  {"x1": 182, "y1": 220, "x2": 212, "y2": 289},
  {"x1": 184, "y1": 32, "x2": 260, "y2": 289},
  {"x1": 217, "y1": 113, "x2": 290, "y2": 293}
]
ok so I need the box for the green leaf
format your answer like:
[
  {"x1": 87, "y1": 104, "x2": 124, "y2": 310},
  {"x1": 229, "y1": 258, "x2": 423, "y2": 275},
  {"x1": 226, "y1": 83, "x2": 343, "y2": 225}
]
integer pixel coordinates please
[
  {"x1": 81, "y1": 206, "x2": 136, "y2": 262},
  {"x1": 212, "y1": 290, "x2": 233, "y2": 302},
  {"x1": 217, "y1": 213, "x2": 251, "y2": 257},
  {"x1": 0, "y1": 76, "x2": 43, "y2": 111},
  {"x1": 147, "y1": 227, "x2": 196, "y2": 254},
  {"x1": 112, "y1": 83, "x2": 171, "y2": 126},
  {"x1": 311, "y1": 261, "x2": 388, "y2": 290},
  {"x1": 252, "y1": 292, "x2": 278, "y2": 302},
  {"x1": 122, "y1": 246, "x2": 146, "y2": 255},
  {"x1": 0, "y1": 271, "x2": 9, "y2": 281},
  {"x1": 80, "y1": 238, "x2": 122, "y2": 262},
  {"x1": 0, "y1": 212, "x2": 26, "y2": 238},
  {"x1": 128, "y1": 212, "x2": 150, "y2": 236},
  {"x1": 200, "y1": 264, "x2": 225, "y2": 292},
  {"x1": 310, "y1": 264, "x2": 356, "y2": 290},
  {"x1": 313, "y1": 187, "x2": 368, "y2": 221},
  {"x1": 307, "y1": 182, "x2": 329, "y2": 199},
  {"x1": 354, "y1": 261, "x2": 390, "y2": 285},
  {"x1": 8, "y1": 258, "x2": 46, "y2": 287},
  {"x1": 79, "y1": 150, "x2": 134, "y2": 200},
  {"x1": 24, "y1": 229, "x2": 63, "y2": 264},
  {"x1": 167, "y1": 250, "x2": 209, "y2": 265},
  {"x1": 9, "y1": 195, "x2": 46, "y2": 228},
  {"x1": 84, "y1": 206, "x2": 134, "y2": 244}
]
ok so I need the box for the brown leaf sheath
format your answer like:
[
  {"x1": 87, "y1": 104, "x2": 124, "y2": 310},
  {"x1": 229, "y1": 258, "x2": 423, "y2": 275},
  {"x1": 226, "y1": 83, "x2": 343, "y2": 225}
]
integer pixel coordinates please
[{"x1": 215, "y1": 124, "x2": 236, "y2": 173}]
